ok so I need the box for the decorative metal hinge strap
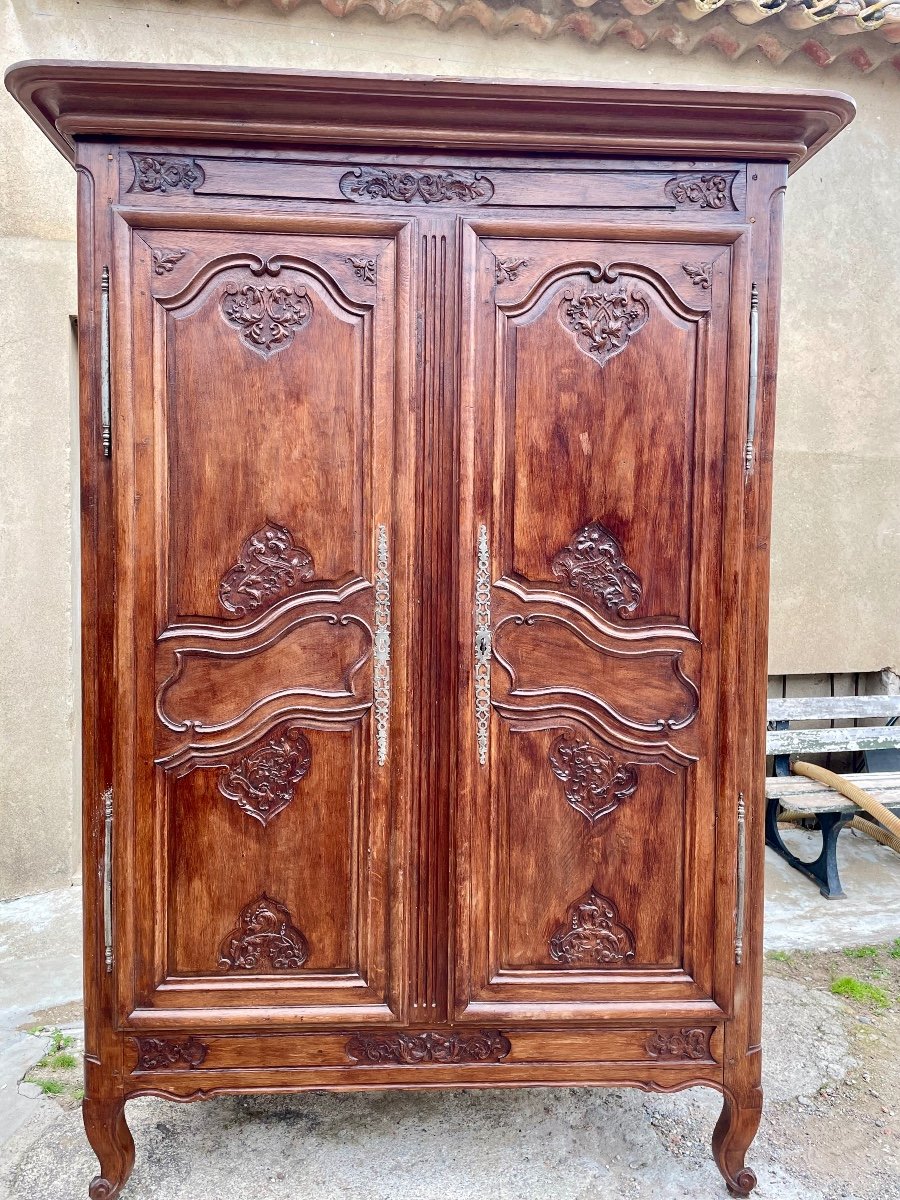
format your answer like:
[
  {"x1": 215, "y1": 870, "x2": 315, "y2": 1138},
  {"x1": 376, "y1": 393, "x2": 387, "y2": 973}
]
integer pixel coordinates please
[
  {"x1": 100, "y1": 266, "x2": 112, "y2": 458},
  {"x1": 373, "y1": 524, "x2": 391, "y2": 767},
  {"x1": 735, "y1": 791, "x2": 746, "y2": 965},
  {"x1": 102, "y1": 787, "x2": 114, "y2": 971},
  {"x1": 474, "y1": 523, "x2": 492, "y2": 766},
  {"x1": 744, "y1": 283, "x2": 759, "y2": 477}
]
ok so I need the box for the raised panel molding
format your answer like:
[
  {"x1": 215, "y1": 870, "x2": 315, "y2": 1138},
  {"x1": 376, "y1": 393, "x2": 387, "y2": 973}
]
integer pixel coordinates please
[
  {"x1": 132, "y1": 1037, "x2": 208, "y2": 1071},
  {"x1": 340, "y1": 166, "x2": 494, "y2": 204},
  {"x1": 216, "y1": 723, "x2": 312, "y2": 825},
  {"x1": 646, "y1": 1028, "x2": 712, "y2": 1061},
  {"x1": 219, "y1": 521, "x2": 315, "y2": 617},
  {"x1": 549, "y1": 732, "x2": 638, "y2": 825},
  {"x1": 549, "y1": 887, "x2": 636, "y2": 966},
  {"x1": 218, "y1": 894, "x2": 310, "y2": 971},
  {"x1": 559, "y1": 282, "x2": 650, "y2": 368},
  {"x1": 664, "y1": 172, "x2": 738, "y2": 210},
  {"x1": 346, "y1": 1030, "x2": 511, "y2": 1064},
  {"x1": 550, "y1": 522, "x2": 643, "y2": 617},
  {"x1": 221, "y1": 280, "x2": 313, "y2": 357},
  {"x1": 128, "y1": 154, "x2": 204, "y2": 194}
]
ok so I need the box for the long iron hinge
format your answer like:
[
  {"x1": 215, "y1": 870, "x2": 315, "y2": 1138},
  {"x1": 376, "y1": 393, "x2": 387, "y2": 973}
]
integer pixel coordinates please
[
  {"x1": 735, "y1": 791, "x2": 746, "y2": 965},
  {"x1": 744, "y1": 283, "x2": 759, "y2": 477},
  {"x1": 100, "y1": 266, "x2": 112, "y2": 458},
  {"x1": 102, "y1": 786, "x2": 114, "y2": 972}
]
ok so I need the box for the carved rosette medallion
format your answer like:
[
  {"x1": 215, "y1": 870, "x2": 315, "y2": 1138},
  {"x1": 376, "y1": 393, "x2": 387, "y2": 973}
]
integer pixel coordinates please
[
  {"x1": 129, "y1": 154, "x2": 204, "y2": 194},
  {"x1": 217, "y1": 724, "x2": 312, "y2": 825},
  {"x1": 646, "y1": 1028, "x2": 711, "y2": 1061},
  {"x1": 549, "y1": 733, "x2": 638, "y2": 824},
  {"x1": 151, "y1": 247, "x2": 187, "y2": 276},
  {"x1": 551, "y1": 522, "x2": 643, "y2": 616},
  {"x1": 221, "y1": 281, "x2": 312, "y2": 357},
  {"x1": 664, "y1": 173, "x2": 736, "y2": 210},
  {"x1": 218, "y1": 894, "x2": 309, "y2": 971},
  {"x1": 219, "y1": 521, "x2": 315, "y2": 616},
  {"x1": 682, "y1": 261, "x2": 713, "y2": 289},
  {"x1": 549, "y1": 887, "x2": 636, "y2": 966},
  {"x1": 133, "y1": 1036, "x2": 208, "y2": 1071},
  {"x1": 347, "y1": 255, "x2": 377, "y2": 284},
  {"x1": 340, "y1": 166, "x2": 494, "y2": 205},
  {"x1": 346, "y1": 1030, "x2": 511, "y2": 1065},
  {"x1": 495, "y1": 257, "x2": 528, "y2": 284},
  {"x1": 560, "y1": 283, "x2": 650, "y2": 368}
]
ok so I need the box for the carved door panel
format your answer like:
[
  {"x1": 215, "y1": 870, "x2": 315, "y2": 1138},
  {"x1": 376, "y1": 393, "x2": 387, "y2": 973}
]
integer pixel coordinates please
[
  {"x1": 455, "y1": 222, "x2": 749, "y2": 1022},
  {"x1": 112, "y1": 217, "x2": 412, "y2": 1026}
]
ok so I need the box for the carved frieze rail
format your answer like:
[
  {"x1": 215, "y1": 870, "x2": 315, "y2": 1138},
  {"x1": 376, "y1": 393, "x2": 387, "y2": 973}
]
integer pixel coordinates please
[
  {"x1": 128, "y1": 154, "x2": 204, "y2": 194},
  {"x1": 347, "y1": 1030, "x2": 511, "y2": 1065},
  {"x1": 340, "y1": 166, "x2": 495, "y2": 205},
  {"x1": 646, "y1": 1028, "x2": 712, "y2": 1061},
  {"x1": 133, "y1": 1037, "x2": 208, "y2": 1071}
]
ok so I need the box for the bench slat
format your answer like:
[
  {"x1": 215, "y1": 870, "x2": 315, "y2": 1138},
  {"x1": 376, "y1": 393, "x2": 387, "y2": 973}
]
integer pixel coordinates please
[
  {"x1": 766, "y1": 727, "x2": 900, "y2": 755},
  {"x1": 765, "y1": 770, "x2": 900, "y2": 814},
  {"x1": 766, "y1": 696, "x2": 900, "y2": 721}
]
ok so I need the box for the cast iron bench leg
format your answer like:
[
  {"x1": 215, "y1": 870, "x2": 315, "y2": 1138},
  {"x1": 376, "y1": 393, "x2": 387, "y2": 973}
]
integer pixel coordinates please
[{"x1": 765, "y1": 796, "x2": 851, "y2": 899}]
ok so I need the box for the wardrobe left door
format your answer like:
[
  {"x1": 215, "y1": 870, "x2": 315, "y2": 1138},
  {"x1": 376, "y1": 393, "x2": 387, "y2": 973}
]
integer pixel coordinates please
[{"x1": 109, "y1": 211, "x2": 414, "y2": 1029}]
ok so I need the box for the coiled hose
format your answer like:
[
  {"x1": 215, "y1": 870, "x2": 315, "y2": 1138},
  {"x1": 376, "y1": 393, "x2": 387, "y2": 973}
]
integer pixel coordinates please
[{"x1": 788, "y1": 759, "x2": 900, "y2": 855}]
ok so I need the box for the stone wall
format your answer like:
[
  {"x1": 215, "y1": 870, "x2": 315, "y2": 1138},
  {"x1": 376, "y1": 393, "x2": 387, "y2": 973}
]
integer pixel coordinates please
[{"x1": 1, "y1": 0, "x2": 897, "y2": 897}]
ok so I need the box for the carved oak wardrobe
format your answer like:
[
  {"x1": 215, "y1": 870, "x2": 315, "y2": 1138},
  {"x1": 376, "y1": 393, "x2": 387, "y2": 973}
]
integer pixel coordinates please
[{"x1": 6, "y1": 62, "x2": 854, "y2": 1198}]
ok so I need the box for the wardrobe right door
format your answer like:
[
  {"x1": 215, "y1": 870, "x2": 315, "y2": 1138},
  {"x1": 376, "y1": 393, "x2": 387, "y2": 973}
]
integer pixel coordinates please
[{"x1": 454, "y1": 218, "x2": 751, "y2": 1028}]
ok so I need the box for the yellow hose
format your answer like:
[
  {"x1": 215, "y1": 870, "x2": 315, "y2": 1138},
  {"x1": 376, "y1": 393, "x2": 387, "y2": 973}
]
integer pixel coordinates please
[{"x1": 790, "y1": 759, "x2": 900, "y2": 854}]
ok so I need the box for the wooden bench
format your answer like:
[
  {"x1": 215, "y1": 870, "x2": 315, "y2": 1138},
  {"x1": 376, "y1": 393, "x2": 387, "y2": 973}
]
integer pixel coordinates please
[{"x1": 765, "y1": 695, "x2": 900, "y2": 899}]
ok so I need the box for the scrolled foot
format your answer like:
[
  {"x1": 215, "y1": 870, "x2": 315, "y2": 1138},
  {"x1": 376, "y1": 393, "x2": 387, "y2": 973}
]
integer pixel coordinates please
[
  {"x1": 83, "y1": 1096, "x2": 135, "y2": 1200},
  {"x1": 712, "y1": 1087, "x2": 762, "y2": 1197}
]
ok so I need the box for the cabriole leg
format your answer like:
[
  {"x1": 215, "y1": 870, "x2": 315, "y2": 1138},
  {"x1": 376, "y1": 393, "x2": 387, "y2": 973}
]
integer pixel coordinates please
[
  {"x1": 83, "y1": 1095, "x2": 135, "y2": 1200},
  {"x1": 712, "y1": 1085, "x2": 762, "y2": 1197}
]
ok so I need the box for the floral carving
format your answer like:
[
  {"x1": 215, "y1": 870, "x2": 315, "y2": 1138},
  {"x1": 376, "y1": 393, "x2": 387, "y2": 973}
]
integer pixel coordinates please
[
  {"x1": 219, "y1": 521, "x2": 315, "y2": 616},
  {"x1": 549, "y1": 887, "x2": 636, "y2": 966},
  {"x1": 682, "y1": 261, "x2": 713, "y2": 289},
  {"x1": 646, "y1": 1028, "x2": 711, "y2": 1061},
  {"x1": 218, "y1": 894, "x2": 309, "y2": 971},
  {"x1": 495, "y1": 257, "x2": 528, "y2": 284},
  {"x1": 340, "y1": 166, "x2": 494, "y2": 205},
  {"x1": 549, "y1": 733, "x2": 638, "y2": 824},
  {"x1": 133, "y1": 1037, "x2": 208, "y2": 1071},
  {"x1": 151, "y1": 247, "x2": 187, "y2": 276},
  {"x1": 551, "y1": 522, "x2": 642, "y2": 616},
  {"x1": 217, "y1": 724, "x2": 312, "y2": 825},
  {"x1": 346, "y1": 1030, "x2": 511, "y2": 1065},
  {"x1": 347, "y1": 255, "x2": 377, "y2": 284},
  {"x1": 221, "y1": 282, "x2": 312, "y2": 357},
  {"x1": 129, "y1": 154, "x2": 204, "y2": 194},
  {"x1": 559, "y1": 283, "x2": 649, "y2": 368},
  {"x1": 665, "y1": 173, "x2": 736, "y2": 210}
]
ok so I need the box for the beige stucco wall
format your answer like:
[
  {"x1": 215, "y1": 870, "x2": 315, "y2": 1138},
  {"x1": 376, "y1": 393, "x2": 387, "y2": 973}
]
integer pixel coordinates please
[{"x1": 1, "y1": 0, "x2": 898, "y2": 898}]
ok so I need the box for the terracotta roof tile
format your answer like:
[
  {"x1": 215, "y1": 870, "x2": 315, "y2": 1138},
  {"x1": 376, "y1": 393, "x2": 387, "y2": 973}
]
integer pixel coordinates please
[{"x1": 242, "y1": 0, "x2": 900, "y2": 72}]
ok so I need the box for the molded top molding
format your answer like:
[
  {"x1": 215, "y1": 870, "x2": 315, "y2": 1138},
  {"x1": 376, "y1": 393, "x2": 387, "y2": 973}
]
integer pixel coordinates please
[{"x1": 5, "y1": 59, "x2": 855, "y2": 173}]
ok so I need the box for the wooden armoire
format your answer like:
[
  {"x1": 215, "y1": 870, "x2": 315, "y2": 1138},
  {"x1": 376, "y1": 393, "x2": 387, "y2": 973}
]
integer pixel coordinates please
[{"x1": 7, "y1": 62, "x2": 853, "y2": 1198}]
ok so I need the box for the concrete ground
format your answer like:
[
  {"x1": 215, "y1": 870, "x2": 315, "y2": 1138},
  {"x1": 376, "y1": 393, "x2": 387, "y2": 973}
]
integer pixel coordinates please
[{"x1": 1, "y1": 831, "x2": 898, "y2": 1200}]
